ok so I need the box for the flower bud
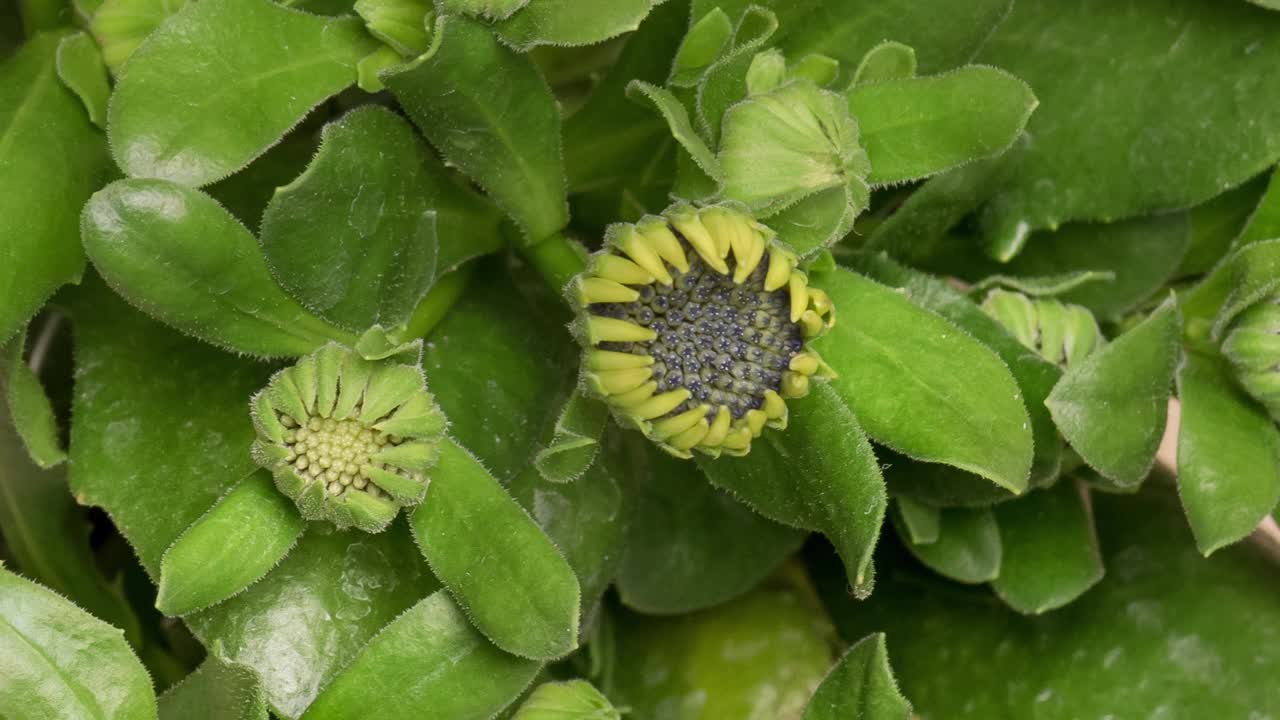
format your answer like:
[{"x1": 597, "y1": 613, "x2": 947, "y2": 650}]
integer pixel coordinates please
[
  {"x1": 1221, "y1": 294, "x2": 1280, "y2": 420},
  {"x1": 981, "y1": 289, "x2": 1102, "y2": 370},
  {"x1": 571, "y1": 204, "x2": 835, "y2": 458},
  {"x1": 250, "y1": 343, "x2": 446, "y2": 533}
]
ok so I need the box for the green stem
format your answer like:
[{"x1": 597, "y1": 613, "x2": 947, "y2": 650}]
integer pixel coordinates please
[
  {"x1": 401, "y1": 265, "x2": 474, "y2": 340},
  {"x1": 524, "y1": 231, "x2": 587, "y2": 295}
]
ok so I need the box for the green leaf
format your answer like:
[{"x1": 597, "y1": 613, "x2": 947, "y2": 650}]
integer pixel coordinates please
[
  {"x1": 697, "y1": 384, "x2": 885, "y2": 596},
  {"x1": 893, "y1": 506, "x2": 1000, "y2": 584},
  {"x1": 0, "y1": 568, "x2": 157, "y2": 720},
  {"x1": 411, "y1": 438, "x2": 581, "y2": 660},
  {"x1": 814, "y1": 268, "x2": 1034, "y2": 494},
  {"x1": 107, "y1": 0, "x2": 376, "y2": 186},
  {"x1": 89, "y1": 0, "x2": 187, "y2": 74},
  {"x1": 854, "y1": 254, "x2": 1064, "y2": 489},
  {"x1": 767, "y1": 184, "x2": 860, "y2": 259},
  {"x1": 1211, "y1": 236, "x2": 1280, "y2": 339},
  {"x1": 1176, "y1": 352, "x2": 1280, "y2": 555},
  {"x1": 206, "y1": 133, "x2": 318, "y2": 232},
  {"x1": 0, "y1": 388, "x2": 141, "y2": 645},
  {"x1": 698, "y1": 0, "x2": 1011, "y2": 77},
  {"x1": 848, "y1": 66, "x2": 1035, "y2": 187},
  {"x1": 495, "y1": 0, "x2": 653, "y2": 51},
  {"x1": 300, "y1": 591, "x2": 540, "y2": 720},
  {"x1": 627, "y1": 79, "x2": 722, "y2": 183},
  {"x1": 188, "y1": 522, "x2": 438, "y2": 718},
  {"x1": 511, "y1": 680, "x2": 620, "y2": 720},
  {"x1": 618, "y1": 441, "x2": 805, "y2": 615},
  {"x1": 692, "y1": 6, "x2": 779, "y2": 144},
  {"x1": 819, "y1": 488, "x2": 1280, "y2": 718},
  {"x1": 81, "y1": 178, "x2": 356, "y2": 357},
  {"x1": 423, "y1": 259, "x2": 573, "y2": 484},
  {"x1": 261, "y1": 106, "x2": 502, "y2": 332},
  {"x1": 719, "y1": 79, "x2": 869, "y2": 218},
  {"x1": 2, "y1": 329, "x2": 66, "y2": 468},
  {"x1": 157, "y1": 655, "x2": 268, "y2": 720},
  {"x1": 970, "y1": 271, "x2": 1116, "y2": 298},
  {"x1": 0, "y1": 32, "x2": 109, "y2": 346},
  {"x1": 609, "y1": 577, "x2": 835, "y2": 719},
  {"x1": 385, "y1": 15, "x2": 567, "y2": 244},
  {"x1": 1046, "y1": 299, "x2": 1179, "y2": 488},
  {"x1": 991, "y1": 480, "x2": 1103, "y2": 614},
  {"x1": 791, "y1": 54, "x2": 840, "y2": 87},
  {"x1": 355, "y1": 0, "x2": 432, "y2": 56},
  {"x1": 157, "y1": 470, "x2": 306, "y2": 616},
  {"x1": 67, "y1": 276, "x2": 273, "y2": 574},
  {"x1": 851, "y1": 41, "x2": 916, "y2": 86},
  {"x1": 1182, "y1": 239, "x2": 1280, "y2": 348},
  {"x1": 441, "y1": 0, "x2": 526, "y2": 20},
  {"x1": 975, "y1": 0, "x2": 1280, "y2": 249},
  {"x1": 1236, "y1": 168, "x2": 1280, "y2": 249},
  {"x1": 986, "y1": 214, "x2": 1191, "y2": 319},
  {"x1": 55, "y1": 31, "x2": 109, "y2": 128},
  {"x1": 670, "y1": 7, "x2": 733, "y2": 87},
  {"x1": 1179, "y1": 176, "x2": 1269, "y2": 276},
  {"x1": 893, "y1": 496, "x2": 939, "y2": 544},
  {"x1": 803, "y1": 633, "x2": 913, "y2": 720},
  {"x1": 533, "y1": 389, "x2": 609, "y2": 484}
]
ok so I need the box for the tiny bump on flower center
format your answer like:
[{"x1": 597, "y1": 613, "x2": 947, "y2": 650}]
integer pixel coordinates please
[
  {"x1": 278, "y1": 415, "x2": 401, "y2": 500},
  {"x1": 572, "y1": 204, "x2": 834, "y2": 458}
]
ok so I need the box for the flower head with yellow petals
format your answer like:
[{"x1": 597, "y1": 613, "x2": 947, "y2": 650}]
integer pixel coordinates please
[{"x1": 570, "y1": 204, "x2": 835, "y2": 458}]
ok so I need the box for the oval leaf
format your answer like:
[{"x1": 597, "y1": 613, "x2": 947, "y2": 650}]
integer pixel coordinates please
[
  {"x1": 495, "y1": 0, "x2": 653, "y2": 50},
  {"x1": 301, "y1": 591, "x2": 540, "y2": 720},
  {"x1": 158, "y1": 655, "x2": 268, "y2": 720},
  {"x1": 81, "y1": 178, "x2": 355, "y2": 357},
  {"x1": 803, "y1": 632, "x2": 913, "y2": 720},
  {"x1": 108, "y1": 0, "x2": 376, "y2": 186},
  {"x1": 411, "y1": 438, "x2": 581, "y2": 660},
  {"x1": 814, "y1": 268, "x2": 1033, "y2": 493},
  {"x1": 848, "y1": 66, "x2": 1036, "y2": 186},
  {"x1": 157, "y1": 470, "x2": 306, "y2": 616},
  {"x1": 1046, "y1": 299, "x2": 1179, "y2": 488},
  {"x1": 0, "y1": 568, "x2": 157, "y2": 720},
  {"x1": 893, "y1": 505, "x2": 1001, "y2": 584}
]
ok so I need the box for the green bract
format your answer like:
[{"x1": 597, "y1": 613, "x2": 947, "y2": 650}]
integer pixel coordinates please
[
  {"x1": 571, "y1": 204, "x2": 834, "y2": 458},
  {"x1": 1222, "y1": 293, "x2": 1280, "y2": 421},
  {"x1": 250, "y1": 343, "x2": 446, "y2": 533}
]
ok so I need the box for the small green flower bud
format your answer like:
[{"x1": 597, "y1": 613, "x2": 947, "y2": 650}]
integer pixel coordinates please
[
  {"x1": 355, "y1": 0, "x2": 434, "y2": 57},
  {"x1": 250, "y1": 343, "x2": 446, "y2": 533},
  {"x1": 981, "y1": 289, "x2": 1103, "y2": 370},
  {"x1": 571, "y1": 205, "x2": 835, "y2": 459},
  {"x1": 1222, "y1": 294, "x2": 1280, "y2": 420}
]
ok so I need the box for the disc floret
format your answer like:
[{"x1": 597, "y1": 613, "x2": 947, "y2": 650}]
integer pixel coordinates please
[
  {"x1": 250, "y1": 343, "x2": 446, "y2": 533},
  {"x1": 571, "y1": 204, "x2": 835, "y2": 458}
]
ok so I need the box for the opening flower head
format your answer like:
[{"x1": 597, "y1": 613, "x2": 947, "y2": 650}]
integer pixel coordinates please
[
  {"x1": 250, "y1": 343, "x2": 446, "y2": 533},
  {"x1": 1222, "y1": 293, "x2": 1280, "y2": 421},
  {"x1": 570, "y1": 204, "x2": 835, "y2": 458}
]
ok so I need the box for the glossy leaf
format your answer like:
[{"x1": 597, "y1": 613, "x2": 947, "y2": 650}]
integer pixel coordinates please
[
  {"x1": 819, "y1": 488, "x2": 1280, "y2": 718},
  {"x1": 0, "y1": 32, "x2": 109, "y2": 346},
  {"x1": 1176, "y1": 352, "x2": 1280, "y2": 555},
  {"x1": 512, "y1": 680, "x2": 619, "y2": 720},
  {"x1": 1046, "y1": 299, "x2": 1178, "y2": 488},
  {"x1": 618, "y1": 441, "x2": 805, "y2": 615},
  {"x1": 854, "y1": 254, "x2": 1064, "y2": 489},
  {"x1": 803, "y1": 633, "x2": 912, "y2": 720},
  {"x1": 81, "y1": 178, "x2": 355, "y2": 357},
  {"x1": 894, "y1": 506, "x2": 1000, "y2": 584},
  {"x1": 301, "y1": 591, "x2": 540, "y2": 720},
  {"x1": 386, "y1": 15, "x2": 567, "y2": 244},
  {"x1": 55, "y1": 31, "x2": 109, "y2": 128},
  {"x1": 108, "y1": 0, "x2": 375, "y2": 186},
  {"x1": 157, "y1": 471, "x2": 306, "y2": 616},
  {"x1": 533, "y1": 389, "x2": 609, "y2": 484},
  {"x1": 157, "y1": 655, "x2": 268, "y2": 720},
  {"x1": 0, "y1": 393, "x2": 141, "y2": 644},
  {"x1": 260, "y1": 106, "x2": 503, "y2": 332},
  {"x1": 987, "y1": 214, "x2": 1191, "y2": 319},
  {"x1": 412, "y1": 438, "x2": 581, "y2": 660},
  {"x1": 2, "y1": 329, "x2": 66, "y2": 468},
  {"x1": 609, "y1": 577, "x2": 835, "y2": 720},
  {"x1": 848, "y1": 67, "x2": 1036, "y2": 186},
  {"x1": 976, "y1": 0, "x2": 1280, "y2": 251},
  {"x1": 991, "y1": 480, "x2": 1103, "y2": 614},
  {"x1": 698, "y1": 384, "x2": 885, "y2": 596},
  {"x1": 0, "y1": 568, "x2": 157, "y2": 720},
  {"x1": 814, "y1": 268, "x2": 1034, "y2": 494},
  {"x1": 851, "y1": 41, "x2": 916, "y2": 86},
  {"x1": 495, "y1": 0, "x2": 653, "y2": 51}
]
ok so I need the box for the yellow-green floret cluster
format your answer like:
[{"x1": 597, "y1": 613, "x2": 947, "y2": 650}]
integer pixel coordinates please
[
  {"x1": 571, "y1": 204, "x2": 835, "y2": 458},
  {"x1": 250, "y1": 343, "x2": 446, "y2": 532}
]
